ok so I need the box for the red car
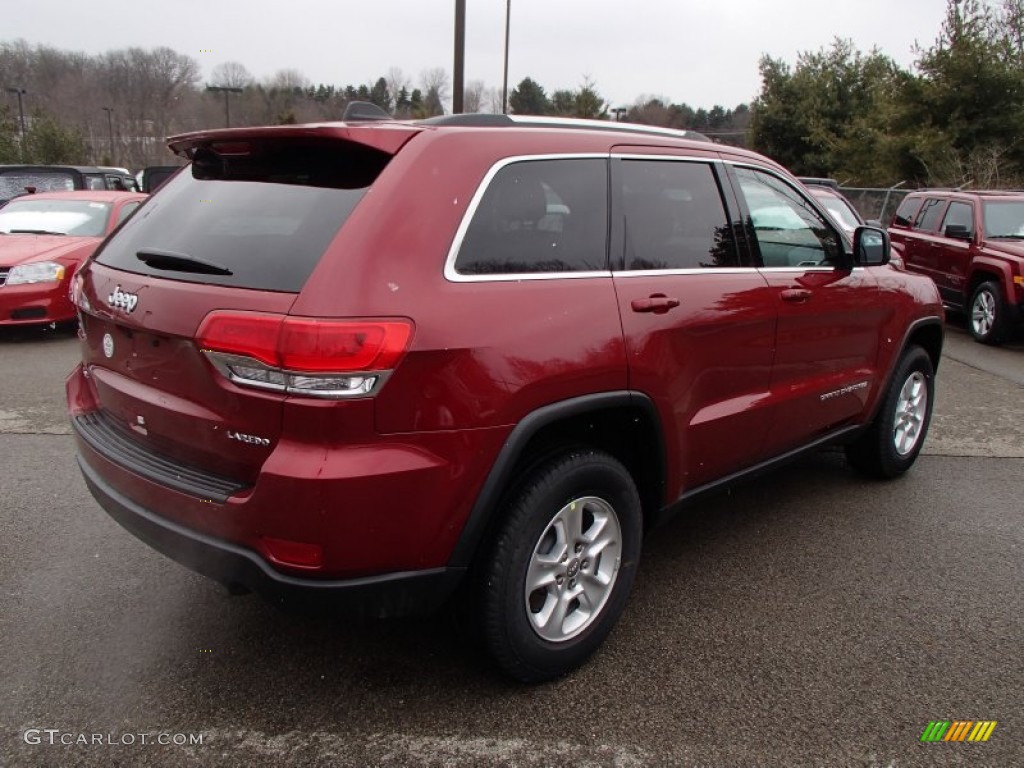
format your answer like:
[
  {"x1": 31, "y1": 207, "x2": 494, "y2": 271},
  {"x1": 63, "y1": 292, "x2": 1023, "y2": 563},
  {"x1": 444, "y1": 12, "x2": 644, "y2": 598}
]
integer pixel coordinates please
[
  {"x1": 67, "y1": 112, "x2": 943, "y2": 682},
  {"x1": 0, "y1": 190, "x2": 146, "y2": 326}
]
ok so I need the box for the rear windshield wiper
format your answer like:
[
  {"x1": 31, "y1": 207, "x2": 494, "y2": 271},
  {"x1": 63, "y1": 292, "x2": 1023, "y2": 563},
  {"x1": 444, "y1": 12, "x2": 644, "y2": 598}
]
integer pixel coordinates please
[
  {"x1": 136, "y1": 248, "x2": 233, "y2": 275},
  {"x1": 8, "y1": 229, "x2": 66, "y2": 235},
  {"x1": 986, "y1": 234, "x2": 1024, "y2": 240}
]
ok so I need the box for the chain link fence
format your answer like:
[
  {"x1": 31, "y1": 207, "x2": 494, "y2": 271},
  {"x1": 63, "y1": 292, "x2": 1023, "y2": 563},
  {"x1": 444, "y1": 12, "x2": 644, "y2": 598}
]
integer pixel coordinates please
[{"x1": 838, "y1": 185, "x2": 910, "y2": 225}]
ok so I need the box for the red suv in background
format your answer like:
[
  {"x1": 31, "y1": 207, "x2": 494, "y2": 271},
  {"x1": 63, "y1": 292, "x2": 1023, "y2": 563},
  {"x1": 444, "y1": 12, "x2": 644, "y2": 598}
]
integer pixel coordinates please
[
  {"x1": 67, "y1": 112, "x2": 944, "y2": 682},
  {"x1": 889, "y1": 189, "x2": 1024, "y2": 344}
]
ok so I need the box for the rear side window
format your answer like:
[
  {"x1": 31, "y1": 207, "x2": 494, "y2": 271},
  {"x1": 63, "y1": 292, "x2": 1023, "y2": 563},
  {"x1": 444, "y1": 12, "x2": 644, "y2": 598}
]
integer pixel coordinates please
[
  {"x1": 620, "y1": 159, "x2": 738, "y2": 270},
  {"x1": 455, "y1": 158, "x2": 608, "y2": 275},
  {"x1": 94, "y1": 140, "x2": 390, "y2": 292},
  {"x1": 0, "y1": 172, "x2": 75, "y2": 199},
  {"x1": 915, "y1": 198, "x2": 946, "y2": 232},
  {"x1": 892, "y1": 196, "x2": 923, "y2": 227}
]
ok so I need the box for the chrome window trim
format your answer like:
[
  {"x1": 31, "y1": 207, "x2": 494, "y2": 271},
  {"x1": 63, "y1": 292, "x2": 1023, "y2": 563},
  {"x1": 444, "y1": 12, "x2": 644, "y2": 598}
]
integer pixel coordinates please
[
  {"x1": 445, "y1": 152, "x2": 737, "y2": 283},
  {"x1": 611, "y1": 267, "x2": 755, "y2": 278}
]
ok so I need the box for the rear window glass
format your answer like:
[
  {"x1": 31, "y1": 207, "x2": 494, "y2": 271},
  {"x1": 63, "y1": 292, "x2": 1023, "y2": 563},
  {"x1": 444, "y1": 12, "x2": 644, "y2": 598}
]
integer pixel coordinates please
[
  {"x1": 0, "y1": 172, "x2": 76, "y2": 200},
  {"x1": 94, "y1": 140, "x2": 390, "y2": 292},
  {"x1": 455, "y1": 158, "x2": 608, "y2": 275}
]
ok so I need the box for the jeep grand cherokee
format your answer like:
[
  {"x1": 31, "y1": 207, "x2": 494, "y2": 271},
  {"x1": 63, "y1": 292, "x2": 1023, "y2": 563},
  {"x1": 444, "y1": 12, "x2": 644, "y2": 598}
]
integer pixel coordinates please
[{"x1": 67, "y1": 112, "x2": 944, "y2": 682}]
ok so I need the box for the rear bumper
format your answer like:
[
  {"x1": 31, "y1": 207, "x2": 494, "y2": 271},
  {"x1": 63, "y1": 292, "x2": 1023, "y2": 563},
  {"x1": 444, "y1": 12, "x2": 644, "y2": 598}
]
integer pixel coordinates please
[{"x1": 77, "y1": 454, "x2": 465, "y2": 617}]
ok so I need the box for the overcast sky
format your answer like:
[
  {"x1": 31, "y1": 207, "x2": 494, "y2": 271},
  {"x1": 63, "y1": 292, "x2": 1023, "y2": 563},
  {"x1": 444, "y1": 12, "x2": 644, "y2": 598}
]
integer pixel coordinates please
[{"x1": 9, "y1": 0, "x2": 948, "y2": 109}]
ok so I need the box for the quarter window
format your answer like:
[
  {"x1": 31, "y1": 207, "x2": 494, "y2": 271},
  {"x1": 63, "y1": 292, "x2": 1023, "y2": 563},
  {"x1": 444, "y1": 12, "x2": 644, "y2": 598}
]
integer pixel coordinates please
[
  {"x1": 455, "y1": 158, "x2": 608, "y2": 275},
  {"x1": 620, "y1": 160, "x2": 739, "y2": 270},
  {"x1": 735, "y1": 167, "x2": 840, "y2": 268}
]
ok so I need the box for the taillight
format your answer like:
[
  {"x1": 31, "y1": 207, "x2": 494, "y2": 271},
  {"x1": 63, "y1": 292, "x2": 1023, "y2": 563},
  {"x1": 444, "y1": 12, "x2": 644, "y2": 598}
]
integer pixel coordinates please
[{"x1": 196, "y1": 311, "x2": 413, "y2": 398}]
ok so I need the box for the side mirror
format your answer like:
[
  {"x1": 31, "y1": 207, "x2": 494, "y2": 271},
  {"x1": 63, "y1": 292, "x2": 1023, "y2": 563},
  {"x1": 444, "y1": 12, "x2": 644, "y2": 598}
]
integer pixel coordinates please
[
  {"x1": 853, "y1": 225, "x2": 891, "y2": 267},
  {"x1": 944, "y1": 223, "x2": 973, "y2": 241}
]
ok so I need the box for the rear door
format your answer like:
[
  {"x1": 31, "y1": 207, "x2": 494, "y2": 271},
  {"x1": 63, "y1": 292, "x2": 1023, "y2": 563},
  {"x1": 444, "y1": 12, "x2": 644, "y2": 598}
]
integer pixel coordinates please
[
  {"x1": 901, "y1": 196, "x2": 949, "y2": 287},
  {"x1": 610, "y1": 150, "x2": 777, "y2": 495},
  {"x1": 934, "y1": 199, "x2": 976, "y2": 303}
]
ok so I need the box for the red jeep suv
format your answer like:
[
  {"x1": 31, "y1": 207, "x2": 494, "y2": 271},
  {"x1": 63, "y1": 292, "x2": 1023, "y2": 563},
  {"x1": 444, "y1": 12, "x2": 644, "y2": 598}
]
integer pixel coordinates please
[
  {"x1": 889, "y1": 189, "x2": 1024, "y2": 344},
  {"x1": 67, "y1": 113, "x2": 944, "y2": 682}
]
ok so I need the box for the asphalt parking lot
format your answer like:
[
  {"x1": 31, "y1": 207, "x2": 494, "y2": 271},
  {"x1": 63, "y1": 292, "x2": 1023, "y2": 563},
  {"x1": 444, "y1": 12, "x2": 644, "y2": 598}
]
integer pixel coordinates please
[{"x1": 0, "y1": 319, "x2": 1021, "y2": 767}]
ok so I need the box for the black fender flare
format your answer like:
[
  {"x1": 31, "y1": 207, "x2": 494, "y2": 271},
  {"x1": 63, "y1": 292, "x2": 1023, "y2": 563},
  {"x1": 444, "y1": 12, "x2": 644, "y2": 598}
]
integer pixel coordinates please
[{"x1": 447, "y1": 391, "x2": 664, "y2": 568}]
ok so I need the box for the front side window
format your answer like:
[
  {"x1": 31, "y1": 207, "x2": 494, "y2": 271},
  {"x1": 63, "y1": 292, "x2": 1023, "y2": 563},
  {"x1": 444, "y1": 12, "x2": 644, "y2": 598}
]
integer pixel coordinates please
[
  {"x1": 115, "y1": 201, "x2": 142, "y2": 227},
  {"x1": 455, "y1": 158, "x2": 608, "y2": 275},
  {"x1": 735, "y1": 167, "x2": 840, "y2": 268},
  {"x1": 941, "y1": 201, "x2": 973, "y2": 236},
  {"x1": 620, "y1": 159, "x2": 739, "y2": 270}
]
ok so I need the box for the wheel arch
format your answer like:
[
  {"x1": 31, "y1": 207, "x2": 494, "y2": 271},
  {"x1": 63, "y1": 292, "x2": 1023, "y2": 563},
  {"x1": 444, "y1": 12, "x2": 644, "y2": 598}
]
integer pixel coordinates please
[
  {"x1": 968, "y1": 260, "x2": 1012, "y2": 297},
  {"x1": 448, "y1": 392, "x2": 666, "y2": 569}
]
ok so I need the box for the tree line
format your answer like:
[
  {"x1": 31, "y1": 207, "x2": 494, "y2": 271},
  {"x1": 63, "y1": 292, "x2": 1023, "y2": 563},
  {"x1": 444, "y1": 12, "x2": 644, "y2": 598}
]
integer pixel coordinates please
[
  {"x1": 2, "y1": 0, "x2": 1020, "y2": 188},
  {"x1": 750, "y1": 0, "x2": 1024, "y2": 187}
]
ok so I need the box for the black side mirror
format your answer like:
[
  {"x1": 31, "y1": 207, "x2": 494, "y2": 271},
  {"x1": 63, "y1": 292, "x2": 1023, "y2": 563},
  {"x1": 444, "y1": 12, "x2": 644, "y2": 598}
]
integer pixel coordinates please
[
  {"x1": 944, "y1": 223, "x2": 973, "y2": 241},
  {"x1": 853, "y1": 225, "x2": 891, "y2": 267}
]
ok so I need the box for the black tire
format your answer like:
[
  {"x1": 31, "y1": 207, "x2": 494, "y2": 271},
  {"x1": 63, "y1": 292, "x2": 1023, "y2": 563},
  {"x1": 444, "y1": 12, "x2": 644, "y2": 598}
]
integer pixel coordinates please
[
  {"x1": 479, "y1": 449, "x2": 642, "y2": 683},
  {"x1": 969, "y1": 280, "x2": 1008, "y2": 345},
  {"x1": 846, "y1": 345, "x2": 935, "y2": 479}
]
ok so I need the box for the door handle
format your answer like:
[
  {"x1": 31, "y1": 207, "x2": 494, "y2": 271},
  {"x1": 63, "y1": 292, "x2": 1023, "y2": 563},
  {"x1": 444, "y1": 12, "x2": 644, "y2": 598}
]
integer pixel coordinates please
[
  {"x1": 631, "y1": 294, "x2": 680, "y2": 314},
  {"x1": 780, "y1": 288, "x2": 812, "y2": 303}
]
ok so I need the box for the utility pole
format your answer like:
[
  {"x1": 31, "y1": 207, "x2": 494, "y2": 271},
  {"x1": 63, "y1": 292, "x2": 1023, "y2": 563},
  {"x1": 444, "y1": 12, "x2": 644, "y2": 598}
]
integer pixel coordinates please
[
  {"x1": 5, "y1": 87, "x2": 27, "y2": 161},
  {"x1": 206, "y1": 85, "x2": 243, "y2": 128},
  {"x1": 502, "y1": 0, "x2": 512, "y2": 114},
  {"x1": 101, "y1": 107, "x2": 115, "y2": 165},
  {"x1": 453, "y1": 0, "x2": 466, "y2": 113}
]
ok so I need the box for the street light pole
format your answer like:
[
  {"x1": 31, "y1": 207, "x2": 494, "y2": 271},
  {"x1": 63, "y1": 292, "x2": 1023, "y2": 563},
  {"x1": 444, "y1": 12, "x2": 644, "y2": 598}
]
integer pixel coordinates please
[
  {"x1": 502, "y1": 0, "x2": 511, "y2": 114},
  {"x1": 453, "y1": 0, "x2": 466, "y2": 114},
  {"x1": 101, "y1": 107, "x2": 115, "y2": 165},
  {"x1": 5, "y1": 86, "x2": 27, "y2": 161},
  {"x1": 206, "y1": 85, "x2": 243, "y2": 128}
]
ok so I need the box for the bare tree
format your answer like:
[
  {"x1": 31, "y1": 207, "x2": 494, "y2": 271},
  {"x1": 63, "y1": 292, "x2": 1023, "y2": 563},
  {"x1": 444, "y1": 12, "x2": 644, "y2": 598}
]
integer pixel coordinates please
[
  {"x1": 386, "y1": 67, "x2": 411, "y2": 103},
  {"x1": 210, "y1": 61, "x2": 254, "y2": 89},
  {"x1": 463, "y1": 80, "x2": 486, "y2": 113},
  {"x1": 420, "y1": 67, "x2": 450, "y2": 116}
]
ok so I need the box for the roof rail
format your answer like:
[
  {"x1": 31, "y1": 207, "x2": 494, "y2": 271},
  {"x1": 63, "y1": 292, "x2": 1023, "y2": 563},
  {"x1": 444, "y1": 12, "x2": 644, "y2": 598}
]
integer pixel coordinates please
[
  {"x1": 418, "y1": 114, "x2": 515, "y2": 127},
  {"x1": 508, "y1": 115, "x2": 712, "y2": 142},
  {"x1": 414, "y1": 113, "x2": 712, "y2": 142}
]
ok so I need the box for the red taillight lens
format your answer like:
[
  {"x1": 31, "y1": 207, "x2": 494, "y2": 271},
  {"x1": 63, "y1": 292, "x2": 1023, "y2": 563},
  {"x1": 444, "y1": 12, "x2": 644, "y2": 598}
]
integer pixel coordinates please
[
  {"x1": 279, "y1": 318, "x2": 412, "y2": 372},
  {"x1": 196, "y1": 312, "x2": 413, "y2": 373},
  {"x1": 197, "y1": 312, "x2": 283, "y2": 367}
]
